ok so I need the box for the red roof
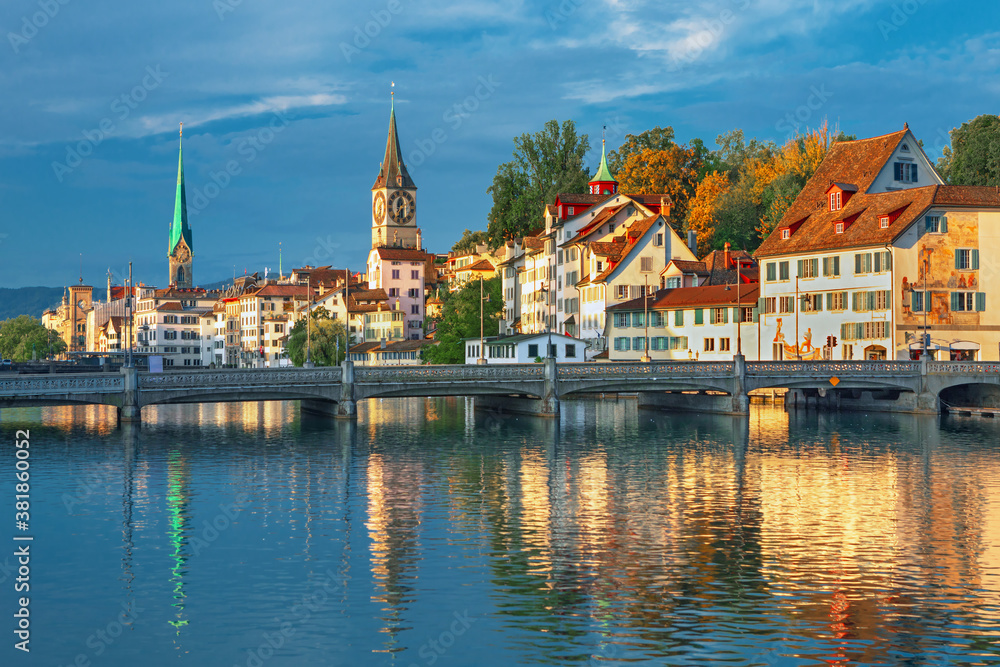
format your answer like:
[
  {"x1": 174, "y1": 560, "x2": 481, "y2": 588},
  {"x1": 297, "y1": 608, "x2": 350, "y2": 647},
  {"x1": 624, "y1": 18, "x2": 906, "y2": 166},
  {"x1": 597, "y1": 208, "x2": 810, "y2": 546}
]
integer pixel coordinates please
[
  {"x1": 608, "y1": 284, "x2": 760, "y2": 311},
  {"x1": 374, "y1": 248, "x2": 432, "y2": 261}
]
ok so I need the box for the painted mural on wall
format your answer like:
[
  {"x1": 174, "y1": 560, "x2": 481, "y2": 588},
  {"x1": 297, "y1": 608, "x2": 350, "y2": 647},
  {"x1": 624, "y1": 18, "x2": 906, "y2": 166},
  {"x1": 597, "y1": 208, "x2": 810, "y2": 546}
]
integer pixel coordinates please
[
  {"x1": 773, "y1": 318, "x2": 823, "y2": 360},
  {"x1": 898, "y1": 211, "x2": 980, "y2": 327}
]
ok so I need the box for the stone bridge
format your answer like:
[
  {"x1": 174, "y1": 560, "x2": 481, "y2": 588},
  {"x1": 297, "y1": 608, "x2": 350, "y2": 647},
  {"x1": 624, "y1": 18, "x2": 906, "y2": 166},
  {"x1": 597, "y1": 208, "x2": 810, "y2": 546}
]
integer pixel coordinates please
[{"x1": 0, "y1": 358, "x2": 997, "y2": 421}]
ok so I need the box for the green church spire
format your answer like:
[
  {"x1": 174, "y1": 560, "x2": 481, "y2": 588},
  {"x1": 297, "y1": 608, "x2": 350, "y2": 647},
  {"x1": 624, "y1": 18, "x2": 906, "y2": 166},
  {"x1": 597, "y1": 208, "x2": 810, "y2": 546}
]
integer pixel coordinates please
[
  {"x1": 591, "y1": 137, "x2": 616, "y2": 184},
  {"x1": 169, "y1": 124, "x2": 193, "y2": 255}
]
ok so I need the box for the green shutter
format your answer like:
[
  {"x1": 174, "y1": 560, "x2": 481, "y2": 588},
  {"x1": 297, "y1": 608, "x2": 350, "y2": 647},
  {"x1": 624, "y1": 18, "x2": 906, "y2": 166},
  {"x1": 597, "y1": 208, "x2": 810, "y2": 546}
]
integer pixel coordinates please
[
  {"x1": 695, "y1": 308, "x2": 703, "y2": 325},
  {"x1": 833, "y1": 256, "x2": 840, "y2": 276},
  {"x1": 885, "y1": 290, "x2": 891, "y2": 309},
  {"x1": 976, "y1": 292, "x2": 986, "y2": 312},
  {"x1": 752, "y1": 307, "x2": 759, "y2": 323},
  {"x1": 682, "y1": 336, "x2": 688, "y2": 349},
  {"x1": 826, "y1": 292, "x2": 833, "y2": 311},
  {"x1": 852, "y1": 292, "x2": 859, "y2": 312},
  {"x1": 757, "y1": 297, "x2": 765, "y2": 312},
  {"x1": 816, "y1": 295, "x2": 823, "y2": 311},
  {"x1": 855, "y1": 254, "x2": 862, "y2": 275},
  {"x1": 856, "y1": 323, "x2": 864, "y2": 340},
  {"x1": 950, "y1": 292, "x2": 960, "y2": 311},
  {"x1": 940, "y1": 216, "x2": 948, "y2": 233},
  {"x1": 972, "y1": 249, "x2": 979, "y2": 269},
  {"x1": 797, "y1": 259, "x2": 803, "y2": 277},
  {"x1": 709, "y1": 308, "x2": 716, "y2": 324},
  {"x1": 955, "y1": 253, "x2": 961, "y2": 270},
  {"x1": 722, "y1": 308, "x2": 729, "y2": 324}
]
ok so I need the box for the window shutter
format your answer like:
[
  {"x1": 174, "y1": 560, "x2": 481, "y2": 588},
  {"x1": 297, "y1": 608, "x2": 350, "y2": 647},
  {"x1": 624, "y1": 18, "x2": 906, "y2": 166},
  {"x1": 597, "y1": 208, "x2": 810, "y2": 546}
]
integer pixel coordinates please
[
  {"x1": 894, "y1": 163, "x2": 902, "y2": 180},
  {"x1": 913, "y1": 165, "x2": 918, "y2": 181},
  {"x1": 797, "y1": 259, "x2": 803, "y2": 277},
  {"x1": 722, "y1": 308, "x2": 728, "y2": 324},
  {"x1": 682, "y1": 336, "x2": 688, "y2": 349},
  {"x1": 976, "y1": 292, "x2": 986, "y2": 312},
  {"x1": 940, "y1": 217, "x2": 948, "y2": 233},
  {"x1": 840, "y1": 322, "x2": 848, "y2": 340},
  {"x1": 825, "y1": 292, "x2": 832, "y2": 311},
  {"x1": 811, "y1": 259, "x2": 819, "y2": 277},
  {"x1": 851, "y1": 292, "x2": 859, "y2": 312},
  {"x1": 833, "y1": 256, "x2": 840, "y2": 276},
  {"x1": 709, "y1": 308, "x2": 716, "y2": 324},
  {"x1": 950, "y1": 292, "x2": 960, "y2": 311},
  {"x1": 885, "y1": 290, "x2": 892, "y2": 309},
  {"x1": 752, "y1": 307, "x2": 759, "y2": 323},
  {"x1": 757, "y1": 297, "x2": 765, "y2": 312},
  {"x1": 855, "y1": 254, "x2": 862, "y2": 275},
  {"x1": 733, "y1": 307, "x2": 740, "y2": 323},
  {"x1": 816, "y1": 295, "x2": 823, "y2": 312},
  {"x1": 955, "y1": 253, "x2": 961, "y2": 270},
  {"x1": 695, "y1": 309, "x2": 703, "y2": 325},
  {"x1": 972, "y1": 249, "x2": 979, "y2": 270},
  {"x1": 885, "y1": 252, "x2": 892, "y2": 270},
  {"x1": 856, "y1": 323, "x2": 864, "y2": 340}
]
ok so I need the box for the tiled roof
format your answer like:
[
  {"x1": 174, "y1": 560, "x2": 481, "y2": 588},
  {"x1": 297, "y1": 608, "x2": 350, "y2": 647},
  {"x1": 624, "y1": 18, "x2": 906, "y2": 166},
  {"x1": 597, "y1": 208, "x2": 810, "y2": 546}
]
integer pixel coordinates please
[
  {"x1": 664, "y1": 260, "x2": 708, "y2": 274},
  {"x1": 561, "y1": 204, "x2": 627, "y2": 247},
  {"x1": 608, "y1": 284, "x2": 760, "y2": 312},
  {"x1": 522, "y1": 237, "x2": 545, "y2": 252},
  {"x1": 374, "y1": 247, "x2": 432, "y2": 261},
  {"x1": 590, "y1": 241, "x2": 626, "y2": 257},
  {"x1": 462, "y1": 258, "x2": 495, "y2": 272},
  {"x1": 556, "y1": 192, "x2": 612, "y2": 206},
  {"x1": 155, "y1": 302, "x2": 184, "y2": 311},
  {"x1": 253, "y1": 284, "x2": 310, "y2": 297},
  {"x1": 932, "y1": 185, "x2": 1000, "y2": 207}
]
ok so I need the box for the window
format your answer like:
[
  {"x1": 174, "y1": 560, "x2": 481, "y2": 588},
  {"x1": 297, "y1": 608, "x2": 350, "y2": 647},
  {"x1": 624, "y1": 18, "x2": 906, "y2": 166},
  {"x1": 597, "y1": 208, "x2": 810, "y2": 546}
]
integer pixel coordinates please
[
  {"x1": 762, "y1": 297, "x2": 776, "y2": 314},
  {"x1": 765, "y1": 263, "x2": 776, "y2": 282},
  {"x1": 411, "y1": 304, "x2": 420, "y2": 314},
  {"x1": 720, "y1": 338, "x2": 731, "y2": 352},
  {"x1": 649, "y1": 312, "x2": 664, "y2": 327},
  {"x1": 830, "y1": 191, "x2": 842, "y2": 211},
  {"x1": 798, "y1": 258, "x2": 819, "y2": 279},
  {"x1": 674, "y1": 310, "x2": 684, "y2": 326},
  {"x1": 779, "y1": 261, "x2": 789, "y2": 281},
  {"x1": 614, "y1": 337, "x2": 630, "y2": 351},
  {"x1": 640, "y1": 256, "x2": 653, "y2": 272},
  {"x1": 666, "y1": 277, "x2": 681, "y2": 288},
  {"x1": 873, "y1": 251, "x2": 891, "y2": 273},
  {"x1": 822, "y1": 256, "x2": 840, "y2": 277},
  {"x1": 528, "y1": 344, "x2": 539, "y2": 357},
  {"x1": 781, "y1": 228, "x2": 790, "y2": 240},
  {"x1": 951, "y1": 292, "x2": 976, "y2": 312},
  {"x1": 854, "y1": 253, "x2": 873, "y2": 275},
  {"x1": 633, "y1": 336, "x2": 646, "y2": 351},
  {"x1": 631, "y1": 312, "x2": 644, "y2": 327},
  {"x1": 826, "y1": 291, "x2": 847, "y2": 311},
  {"x1": 388, "y1": 288, "x2": 399, "y2": 297},
  {"x1": 407, "y1": 288, "x2": 419, "y2": 298},
  {"x1": 779, "y1": 296, "x2": 795, "y2": 313},
  {"x1": 704, "y1": 338, "x2": 715, "y2": 352},
  {"x1": 911, "y1": 290, "x2": 927, "y2": 312},
  {"x1": 894, "y1": 162, "x2": 918, "y2": 183},
  {"x1": 616, "y1": 285, "x2": 629, "y2": 300},
  {"x1": 738, "y1": 306, "x2": 754, "y2": 323},
  {"x1": 710, "y1": 307, "x2": 728, "y2": 324},
  {"x1": 614, "y1": 312, "x2": 629, "y2": 328},
  {"x1": 800, "y1": 293, "x2": 823, "y2": 312},
  {"x1": 654, "y1": 233, "x2": 664, "y2": 247},
  {"x1": 925, "y1": 215, "x2": 947, "y2": 233},
  {"x1": 956, "y1": 248, "x2": 979, "y2": 271},
  {"x1": 880, "y1": 216, "x2": 889, "y2": 229},
  {"x1": 391, "y1": 270, "x2": 400, "y2": 279},
  {"x1": 694, "y1": 309, "x2": 704, "y2": 325},
  {"x1": 557, "y1": 250, "x2": 564, "y2": 265},
  {"x1": 835, "y1": 222, "x2": 844, "y2": 234},
  {"x1": 595, "y1": 262, "x2": 603, "y2": 273},
  {"x1": 565, "y1": 344, "x2": 576, "y2": 358},
  {"x1": 411, "y1": 270, "x2": 419, "y2": 279}
]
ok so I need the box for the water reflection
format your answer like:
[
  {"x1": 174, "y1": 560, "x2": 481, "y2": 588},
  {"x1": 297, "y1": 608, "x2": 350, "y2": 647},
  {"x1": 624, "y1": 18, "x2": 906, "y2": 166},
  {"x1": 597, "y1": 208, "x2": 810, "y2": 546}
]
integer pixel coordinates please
[{"x1": 0, "y1": 399, "x2": 997, "y2": 666}]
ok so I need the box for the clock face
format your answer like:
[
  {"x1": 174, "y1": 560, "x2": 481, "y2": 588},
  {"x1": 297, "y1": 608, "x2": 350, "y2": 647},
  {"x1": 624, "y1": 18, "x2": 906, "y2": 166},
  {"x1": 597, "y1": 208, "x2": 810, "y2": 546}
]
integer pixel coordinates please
[
  {"x1": 388, "y1": 190, "x2": 415, "y2": 225},
  {"x1": 373, "y1": 191, "x2": 386, "y2": 223},
  {"x1": 77, "y1": 300, "x2": 87, "y2": 310},
  {"x1": 174, "y1": 244, "x2": 191, "y2": 263}
]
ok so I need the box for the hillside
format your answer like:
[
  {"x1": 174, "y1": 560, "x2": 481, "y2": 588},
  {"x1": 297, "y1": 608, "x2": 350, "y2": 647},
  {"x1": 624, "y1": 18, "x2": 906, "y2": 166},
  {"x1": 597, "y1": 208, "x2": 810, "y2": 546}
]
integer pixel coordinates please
[{"x1": 0, "y1": 287, "x2": 64, "y2": 321}]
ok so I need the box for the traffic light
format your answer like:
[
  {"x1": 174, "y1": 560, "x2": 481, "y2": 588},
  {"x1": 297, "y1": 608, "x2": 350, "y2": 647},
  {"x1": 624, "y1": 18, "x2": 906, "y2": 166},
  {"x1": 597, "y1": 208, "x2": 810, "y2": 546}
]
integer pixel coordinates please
[
  {"x1": 831, "y1": 336, "x2": 838, "y2": 347},
  {"x1": 825, "y1": 335, "x2": 832, "y2": 348}
]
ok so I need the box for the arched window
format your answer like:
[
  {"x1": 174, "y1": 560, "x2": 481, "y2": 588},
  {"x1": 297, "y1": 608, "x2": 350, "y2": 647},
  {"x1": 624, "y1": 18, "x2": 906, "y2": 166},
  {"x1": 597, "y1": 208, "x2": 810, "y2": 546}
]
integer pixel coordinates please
[{"x1": 176, "y1": 267, "x2": 185, "y2": 284}]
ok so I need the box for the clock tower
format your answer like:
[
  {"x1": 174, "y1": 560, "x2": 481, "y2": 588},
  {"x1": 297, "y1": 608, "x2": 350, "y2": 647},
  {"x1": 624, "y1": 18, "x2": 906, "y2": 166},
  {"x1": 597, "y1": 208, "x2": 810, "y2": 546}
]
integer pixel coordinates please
[
  {"x1": 371, "y1": 99, "x2": 419, "y2": 249},
  {"x1": 168, "y1": 124, "x2": 194, "y2": 288}
]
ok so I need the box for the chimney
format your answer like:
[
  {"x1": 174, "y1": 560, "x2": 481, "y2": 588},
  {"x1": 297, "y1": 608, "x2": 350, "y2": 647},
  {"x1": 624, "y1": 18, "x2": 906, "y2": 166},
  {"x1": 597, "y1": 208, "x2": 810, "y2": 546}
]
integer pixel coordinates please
[
  {"x1": 687, "y1": 230, "x2": 697, "y2": 257},
  {"x1": 416, "y1": 229, "x2": 422, "y2": 251},
  {"x1": 724, "y1": 242, "x2": 731, "y2": 268}
]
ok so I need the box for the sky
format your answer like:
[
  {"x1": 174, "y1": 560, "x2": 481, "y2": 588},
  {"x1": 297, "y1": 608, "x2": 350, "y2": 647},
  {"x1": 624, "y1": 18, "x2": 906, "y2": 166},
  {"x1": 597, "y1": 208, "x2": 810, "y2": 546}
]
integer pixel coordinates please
[{"x1": 1, "y1": 0, "x2": 998, "y2": 290}]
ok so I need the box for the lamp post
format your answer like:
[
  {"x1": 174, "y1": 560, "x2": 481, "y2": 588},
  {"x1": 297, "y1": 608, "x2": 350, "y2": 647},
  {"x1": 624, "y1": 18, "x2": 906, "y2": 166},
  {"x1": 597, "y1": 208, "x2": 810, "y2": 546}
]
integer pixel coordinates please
[
  {"x1": 922, "y1": 246, "x2": 928, "y2": 360},
  {"x1": 478, "y1": 275, "x2": 488, "y2": 365},
  {"x1": 640, "y1": 275, "x2": 650, "y2": 362},
  {"x1": 539, "y1": 284, "x2": 553, "y2": 359},
  {"x1": 736, "y1": 256, "x2": 742, "y2": 356},
  {"x1": 305, "y1": 286, "x2": 313, "y2": 368}
]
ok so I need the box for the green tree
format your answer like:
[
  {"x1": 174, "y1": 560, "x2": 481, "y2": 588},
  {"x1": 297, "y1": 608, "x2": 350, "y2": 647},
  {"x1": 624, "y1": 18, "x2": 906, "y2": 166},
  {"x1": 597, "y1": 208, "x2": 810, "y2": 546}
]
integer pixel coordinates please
[
  {"x1": 285, "y1": 311, "x2": 347, "y2": 367},
  {"x1": 946, "y1": 115, "x2": 1000, "y2": 186},
  {"x1": 486, "y1": 120, "x2": 590, "y2": 248},
  {"x1": 423, "y1": 277, "x2": 502, "y2": 364},
  {"x1": 607, "y1": 126, "x2": 676, "y2": 175},
  {"x1": 0, "y1": 315, "x2": 66, "y2": 361},
  {"x1": 451, "y1": 229, "x2": 489, "y2": 254}
]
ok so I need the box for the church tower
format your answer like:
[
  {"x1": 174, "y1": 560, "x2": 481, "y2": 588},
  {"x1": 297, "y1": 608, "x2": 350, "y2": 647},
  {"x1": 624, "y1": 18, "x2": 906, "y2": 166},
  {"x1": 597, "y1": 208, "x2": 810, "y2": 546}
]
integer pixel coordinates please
[
  {"x1": 168, "y1": 124, "x2": 194, "y2": 288},
  {"x1": 371, "y1": 96, "x2": 419, "y2": 249},
  {"x1": 588, "y1": 137, "x2": 618, "y2": 196}
]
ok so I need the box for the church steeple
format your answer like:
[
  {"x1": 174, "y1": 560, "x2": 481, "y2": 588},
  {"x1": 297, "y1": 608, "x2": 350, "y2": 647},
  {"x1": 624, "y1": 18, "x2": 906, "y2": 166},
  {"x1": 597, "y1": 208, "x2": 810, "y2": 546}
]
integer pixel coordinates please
[
  {"x1": 372, "y1": 93, "x2": 416, "y2": 190},
  {"x1": 589, "y1": 135, "x2": 618, "y2": 195},
  {"x1": 168, "y1": 124, "x2": 193, "y2": 288}
]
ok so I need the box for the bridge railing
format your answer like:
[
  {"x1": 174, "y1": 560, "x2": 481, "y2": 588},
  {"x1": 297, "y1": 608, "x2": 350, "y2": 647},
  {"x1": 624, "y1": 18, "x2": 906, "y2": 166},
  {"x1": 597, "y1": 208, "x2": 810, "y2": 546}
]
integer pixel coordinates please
[
  {"x1": 926, "y1": 361, "x2": 1000, "y2": 374},
  {"x1": 746, "y1": 361, "x2": 921, "y2": 376},
  {"x1": 139, "y1": 367, "x2": 343, "y2": 389},
  {"x1": 0, "y1": 373, "x2": 124, "y2": 397},
  {"x1": 355, "y1": 364, "x2": 543, "y2": 383},
  {"x1": 558, "y1": 361, "x2": 734, "y2": 378}
]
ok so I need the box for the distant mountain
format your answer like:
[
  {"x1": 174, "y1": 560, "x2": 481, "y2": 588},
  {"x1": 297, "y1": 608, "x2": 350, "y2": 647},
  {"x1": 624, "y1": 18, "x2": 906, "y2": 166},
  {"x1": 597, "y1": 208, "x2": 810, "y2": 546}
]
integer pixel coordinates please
[{"x1": 0, "y1": 287, "x2": 64, "y2": 321}]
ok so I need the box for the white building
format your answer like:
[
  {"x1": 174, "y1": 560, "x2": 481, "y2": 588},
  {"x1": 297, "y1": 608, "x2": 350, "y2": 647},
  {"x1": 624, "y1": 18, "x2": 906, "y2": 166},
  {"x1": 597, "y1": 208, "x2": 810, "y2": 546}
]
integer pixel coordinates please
[
  {"x1": 755, "y1": 125, "x2": 998, "y2": 361},
  {"x1": 463, "y1": 333, "x2": 588, "y2": 364},
  {"x1": 605, "y1": 284, "x2": 760, "y2": 361}
]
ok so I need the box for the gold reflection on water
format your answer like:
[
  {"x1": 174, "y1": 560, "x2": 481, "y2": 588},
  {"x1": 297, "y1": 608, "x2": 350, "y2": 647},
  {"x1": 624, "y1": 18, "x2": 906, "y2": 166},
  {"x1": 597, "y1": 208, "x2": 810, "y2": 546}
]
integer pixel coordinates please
[
  {"x1": 518, "y1": 447, "x2": 552, "y2": 573},
  {"x1": 166, "y1": 451, "x2": 191, "y2": 633}
]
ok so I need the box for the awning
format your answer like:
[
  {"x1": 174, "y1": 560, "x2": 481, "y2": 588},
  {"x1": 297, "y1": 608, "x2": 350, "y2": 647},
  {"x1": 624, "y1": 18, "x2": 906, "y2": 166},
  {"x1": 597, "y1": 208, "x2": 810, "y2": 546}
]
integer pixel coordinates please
[
  {"x1": 563, "y1": 314, "x2": 576, "y2": 325},
  {"x1": 950, "y1": 340, "x2": 980, "y2": 350}
]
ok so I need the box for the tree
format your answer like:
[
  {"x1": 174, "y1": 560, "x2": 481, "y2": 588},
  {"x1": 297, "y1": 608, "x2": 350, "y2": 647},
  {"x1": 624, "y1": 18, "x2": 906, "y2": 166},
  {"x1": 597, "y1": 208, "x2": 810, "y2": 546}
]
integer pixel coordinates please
[
  {"x1": 607, "y1": 126, "x2": 676, "y2": 175},
  {"x1": 451, "y1": 229, "x2": 489, "y2": 254},
  {"x1": 422, "y1": 277, "x2": 502, "y2": 364},
  {"x1": 486, "y1": 120, "x2": 590, "y2": 248},
  {"x1": 0, "y1": 315, "x2": 66, "y2": 361},
  {"x1": 946, "y1": 115, "x2": 1000, "y2": 186},
  {"x1": 616, "y1": 144, "x2": 702, "y2": 226},
  {"x1": 285, "y1": 311, "x2": 347, "y2": 367},
  {"x1": 686, "y1": 171, "x2": 729, "y2": 256}
]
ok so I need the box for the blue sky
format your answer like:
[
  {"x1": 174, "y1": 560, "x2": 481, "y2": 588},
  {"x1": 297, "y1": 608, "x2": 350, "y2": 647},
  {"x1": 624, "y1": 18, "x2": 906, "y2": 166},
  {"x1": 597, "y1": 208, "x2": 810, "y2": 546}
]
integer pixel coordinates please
[{"x1": 1, "y1": 0, "x2": 997, "y2": 289}]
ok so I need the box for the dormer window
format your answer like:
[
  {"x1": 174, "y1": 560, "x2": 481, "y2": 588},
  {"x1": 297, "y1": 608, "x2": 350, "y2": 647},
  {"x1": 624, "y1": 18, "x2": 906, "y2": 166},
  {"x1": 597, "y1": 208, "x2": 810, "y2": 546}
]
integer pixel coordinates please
[
  {"x1": 830, "y1": 191, "x2": 842, "y2": 211},
  {"x1": 880, "y1": 216, "x2": 889, "y2": 229},
  {"x1": 835, "y1": 222, "x2": 844, "y2": 234},
  {"x1": 568, "y1": 206, "x2": 574, "y2": 215},
  {"x1": 780, "y1": 228, "x2": 790, "y2": 240}
]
